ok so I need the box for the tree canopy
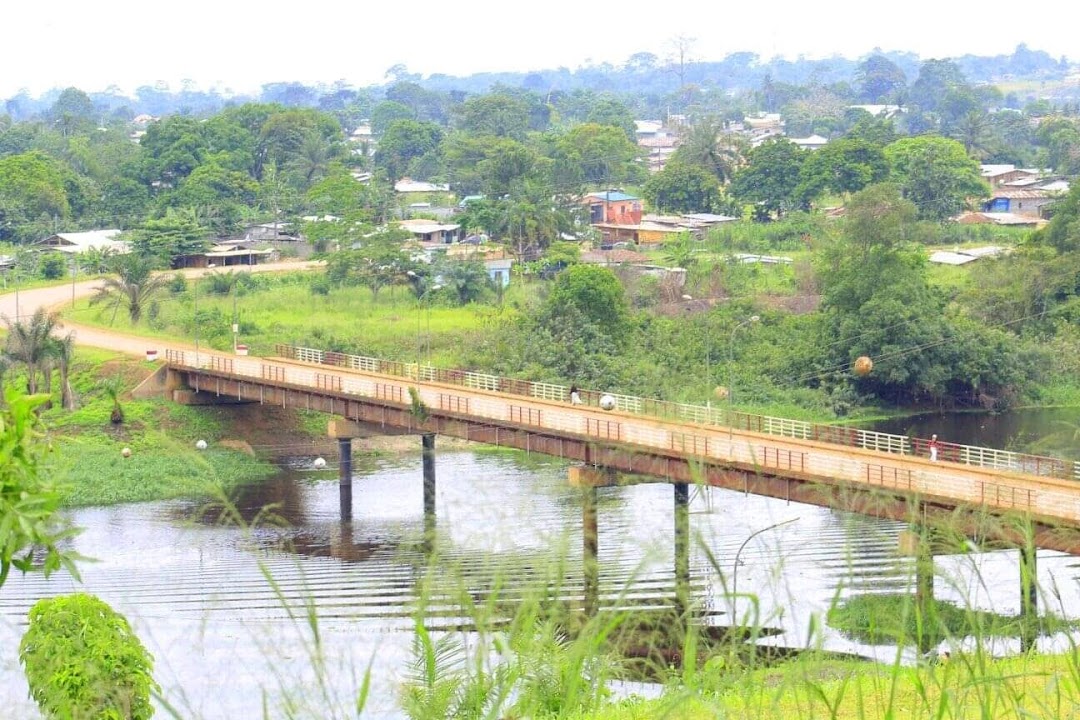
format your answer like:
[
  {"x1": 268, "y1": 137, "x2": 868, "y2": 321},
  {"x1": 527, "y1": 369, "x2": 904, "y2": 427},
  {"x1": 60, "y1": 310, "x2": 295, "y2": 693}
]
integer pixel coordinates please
[{"x1": 884, "y1": 135, "x2": 988, "y2": 221}]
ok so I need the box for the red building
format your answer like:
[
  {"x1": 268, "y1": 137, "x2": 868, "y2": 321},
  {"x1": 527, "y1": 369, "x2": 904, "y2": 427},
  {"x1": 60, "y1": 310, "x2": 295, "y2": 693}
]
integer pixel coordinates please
[{"x1": 583, "y1": 191, "x2": 643, "y2": 225}]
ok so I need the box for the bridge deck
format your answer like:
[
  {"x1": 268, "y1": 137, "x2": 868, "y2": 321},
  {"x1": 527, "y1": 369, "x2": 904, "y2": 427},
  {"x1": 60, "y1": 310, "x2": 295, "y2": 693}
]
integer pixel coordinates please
[{"x1": 163, "y1": 347, "x2": 1080, "y2": 539}]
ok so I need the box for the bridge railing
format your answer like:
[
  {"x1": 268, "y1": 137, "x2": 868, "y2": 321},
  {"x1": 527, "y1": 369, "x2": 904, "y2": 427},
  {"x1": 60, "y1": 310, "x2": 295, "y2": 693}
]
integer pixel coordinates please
[{"x1": 268, "y1": 343, "x2": 1075, "y2": 481}]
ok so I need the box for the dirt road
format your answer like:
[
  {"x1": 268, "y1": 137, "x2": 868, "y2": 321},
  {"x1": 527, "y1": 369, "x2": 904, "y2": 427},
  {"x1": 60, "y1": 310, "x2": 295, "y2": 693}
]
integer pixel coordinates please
[{"x1": 0, "y1": 260, "x2": 323, "y2": 358}]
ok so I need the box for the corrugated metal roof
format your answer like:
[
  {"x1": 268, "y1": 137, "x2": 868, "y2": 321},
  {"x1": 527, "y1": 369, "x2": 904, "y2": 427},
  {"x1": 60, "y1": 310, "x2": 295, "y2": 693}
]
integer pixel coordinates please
[
  {"x1": 989, "y1": 188, "x2": 1060, "y2": 199},
  {"x1": 585, "y1": 191, "x2": 640, "y2": 202},
  {"x1": 929, "y1": 251, "x2": 979, "y2": 265},
  {"x1": 36, "y1": 229, "x2": 128, "y2": 254},
  {"x1": 581, "y1": 249, "x2": 651, "y2": 264}
]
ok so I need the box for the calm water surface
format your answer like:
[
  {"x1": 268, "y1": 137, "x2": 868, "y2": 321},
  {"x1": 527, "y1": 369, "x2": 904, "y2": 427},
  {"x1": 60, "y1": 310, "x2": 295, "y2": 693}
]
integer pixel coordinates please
[
  {"x1": 2, "y1": 448, "x2": 1079, "y2": 718},
  {"x1": 867, "y1": 407, "x2": 1080, "y2": 456}
]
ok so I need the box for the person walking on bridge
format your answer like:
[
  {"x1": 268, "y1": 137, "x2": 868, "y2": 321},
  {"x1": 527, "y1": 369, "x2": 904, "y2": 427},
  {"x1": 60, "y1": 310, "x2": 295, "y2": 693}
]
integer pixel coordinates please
[
  {"x1": 929, "y1": 434, "x2": 940, "y2": 462},
  {"x1": 569, "y1": 385, "x2": 583, "y2": 406}
]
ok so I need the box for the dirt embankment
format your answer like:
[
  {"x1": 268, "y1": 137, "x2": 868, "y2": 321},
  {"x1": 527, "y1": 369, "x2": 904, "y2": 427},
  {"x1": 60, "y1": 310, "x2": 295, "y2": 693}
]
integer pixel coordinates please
[{"x1": 196, "y1": 402, "x2": 476, "y2": 460}]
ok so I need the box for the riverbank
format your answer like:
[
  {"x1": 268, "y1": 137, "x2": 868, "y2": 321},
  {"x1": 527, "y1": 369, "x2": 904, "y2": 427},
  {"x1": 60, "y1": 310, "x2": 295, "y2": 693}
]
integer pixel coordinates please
[
  {"x1": 574, "y1": 651, "x2": 1080, "y2": 719},
  {"x1": 39, "y1": 348, "x2": 483, "y2": 507}
]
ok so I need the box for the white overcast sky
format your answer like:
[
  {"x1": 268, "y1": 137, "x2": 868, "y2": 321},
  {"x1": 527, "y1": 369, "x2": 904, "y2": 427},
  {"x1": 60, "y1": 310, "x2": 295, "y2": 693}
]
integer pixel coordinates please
[{"x1": 2, "y1": 0, "x2": 1075, "y2": 98}]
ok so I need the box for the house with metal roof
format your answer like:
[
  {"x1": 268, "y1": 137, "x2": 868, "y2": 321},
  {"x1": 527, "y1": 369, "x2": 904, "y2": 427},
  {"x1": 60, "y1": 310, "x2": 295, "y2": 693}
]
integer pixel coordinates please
[
  {"x1": 789, "y1": 134, "x2": 829, "y2": 151},
  {"x1": 984, "y1": 180, "x2": 1069, "y2": 217},
  {"x1": 583, "y1": 191, "x2": 643, "y2": 225},
  {"x1": 980, "y1": 164, "x2": 1042, "y2": 188},
  {"x1": 33, "y1": 229, "x2": 129, "y2": 255},
  {"x1": 174, "y1": 241, "x2": 276, "y2": 269},
  {"x1": 398, "y1": 218, "x2": 463, "y2": 244}
]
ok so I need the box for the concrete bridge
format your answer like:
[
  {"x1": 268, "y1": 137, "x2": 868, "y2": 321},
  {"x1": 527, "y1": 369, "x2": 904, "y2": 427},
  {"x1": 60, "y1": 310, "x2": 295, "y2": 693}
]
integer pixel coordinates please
[
  {"x1": 147, "y1": 342, "x2": 1080, "y2": 557},
  {"x1": 3, "y1": 274, "x2": 1073, "y2": 639}
]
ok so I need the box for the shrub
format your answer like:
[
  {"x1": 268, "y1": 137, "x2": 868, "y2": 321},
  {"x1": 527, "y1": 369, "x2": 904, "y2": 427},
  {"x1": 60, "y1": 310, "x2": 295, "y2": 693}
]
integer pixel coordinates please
[
  {"x1": 40, "y1": 253, "x2": 68, "y2": 280},
  {"x1": 19, "y1": 593, "x2": 158, "y2": 720}
]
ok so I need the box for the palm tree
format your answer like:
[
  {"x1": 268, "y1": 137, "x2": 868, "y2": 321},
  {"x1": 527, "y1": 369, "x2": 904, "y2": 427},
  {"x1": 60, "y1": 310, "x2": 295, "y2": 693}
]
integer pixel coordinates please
[
  {"x1": 674, "y1": 118, "x2": 748, "y2": 185},
  {"x1": 3, "y1": 308, "x2": 59, "y2": 395},
  {"x1": 100, "y1": 375, "x2": 124, "y2": 425},
  {"x1": 662, "y1": 232, "x2": 696, "y2": 269},
  {"x1": 952, "y1": 110, "x2": 993, "y2": 159},
  {"x1": 51, "y1": 331, "x2": 77, "y2": 410},
  {"x1": 288, "y1": 133, "x2": 331, "y2": 187},
  {"x1": 90, "y1": 256, "x2": 170, "y2": 325},
  {"x1": 80, "y1": 247, "x2": 117, "y2": 275},
  {"x1": 441, "y1": 261, "x2": 492, "y2": 305}
]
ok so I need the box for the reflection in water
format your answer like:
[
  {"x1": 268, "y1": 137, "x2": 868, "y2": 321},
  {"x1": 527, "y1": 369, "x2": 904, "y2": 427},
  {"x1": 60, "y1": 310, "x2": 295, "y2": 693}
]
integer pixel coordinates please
[
  {"x1": 866, "y1": 407, "x2": 1080, "y2": 458},
  {"x1": 0, "y1": 450, "x2": 1078, "y2": 718}
]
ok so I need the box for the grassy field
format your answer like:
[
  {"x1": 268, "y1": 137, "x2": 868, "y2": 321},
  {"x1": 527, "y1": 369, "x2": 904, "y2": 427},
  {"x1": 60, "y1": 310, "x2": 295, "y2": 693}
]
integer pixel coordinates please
[{"x1": 66, "y1": 270, "x2": 525, "y2": 366}]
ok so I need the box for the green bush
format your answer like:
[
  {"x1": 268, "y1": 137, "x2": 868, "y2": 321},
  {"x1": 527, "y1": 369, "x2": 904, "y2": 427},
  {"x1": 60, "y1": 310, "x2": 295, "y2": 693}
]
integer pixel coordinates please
[
  {"x1": 19, "y1": 593, "x2": 158, "y2": 720},
  {"x1": 167, "y1": 274, "x2": 187, "y2": 294},
  {"x1": 40, "y1": 253, "x2": 69, "y2": 280}
]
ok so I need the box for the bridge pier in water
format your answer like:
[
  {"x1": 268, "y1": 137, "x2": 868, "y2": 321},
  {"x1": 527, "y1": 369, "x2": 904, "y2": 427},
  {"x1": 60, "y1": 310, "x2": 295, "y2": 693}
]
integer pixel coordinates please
[
  {"x1": 674, "y1": 483, "x2": 690, "y2": 617},
  {"x1": 338, "y1": 438, "x2": 353, "y2": 521},
  {"x1": 1020, "y1": 523, "x2": 1039, "y2": 652},
  {"x1": 328, "y1": 420, "x2": 365, "y2": 522},
  {"x1": 569, "y1": 465, "x2": 610, "y2": 617},
  {"x1": 422, "y1": 433, "x2": 437, "y2": 545},
  {"x1": 582, "y1": 486, "x2": 599, "y2": 617}
]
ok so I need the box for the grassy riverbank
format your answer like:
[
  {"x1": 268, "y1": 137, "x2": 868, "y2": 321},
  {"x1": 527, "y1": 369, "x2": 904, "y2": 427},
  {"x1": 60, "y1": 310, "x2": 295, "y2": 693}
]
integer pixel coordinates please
[
  {"x1": 38, "y1": 347, "x2": 306, "y2": 507},
  {"x1": 572, "y1": 652, "x2": 1080, "y2": 719}
]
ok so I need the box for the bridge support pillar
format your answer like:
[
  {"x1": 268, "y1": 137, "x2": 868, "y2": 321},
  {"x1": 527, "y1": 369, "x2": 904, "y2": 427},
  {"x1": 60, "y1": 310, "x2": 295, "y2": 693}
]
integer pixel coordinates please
[
  {"x1": 582, "y1": 486, "x2": 599, "y2": 617},
  {"x1": 674, "y1": 483, "x2": 690, "y2": 617},
  {"x1": 338, "y1": 438, "x2": 353, "y2": 521},
  {"x1": 422, "y1": 433, "x2": 436, "y2": 516},
  {"x1": 328, "y1": 420, "x2": 365, "y2": 522},
  {"x1": 1020, "y1": 531, "x2": 1039, "y2": 652}
]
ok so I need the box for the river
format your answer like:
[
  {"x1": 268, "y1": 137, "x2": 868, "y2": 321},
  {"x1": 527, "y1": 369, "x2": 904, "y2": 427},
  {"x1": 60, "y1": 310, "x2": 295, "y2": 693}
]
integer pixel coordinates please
[
  {"x1": 2, "y1": 447, "x2": 1080, "y2": 719},
  {"x1": 865, "y1": 407, "x2": 1080, "y2": 458}
]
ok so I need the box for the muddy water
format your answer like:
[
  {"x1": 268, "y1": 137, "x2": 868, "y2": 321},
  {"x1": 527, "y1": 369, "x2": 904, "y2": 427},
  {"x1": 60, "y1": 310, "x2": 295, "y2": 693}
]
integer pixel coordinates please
[{"x1": 2, "y1": 449, "x2": 1079, "y2": 719}]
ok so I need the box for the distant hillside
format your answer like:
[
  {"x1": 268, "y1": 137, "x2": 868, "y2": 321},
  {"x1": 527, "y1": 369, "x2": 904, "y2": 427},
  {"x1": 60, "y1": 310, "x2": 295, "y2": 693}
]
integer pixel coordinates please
[{"x1": 3, "y1": 44, "x2": 1075, "y2": 120}]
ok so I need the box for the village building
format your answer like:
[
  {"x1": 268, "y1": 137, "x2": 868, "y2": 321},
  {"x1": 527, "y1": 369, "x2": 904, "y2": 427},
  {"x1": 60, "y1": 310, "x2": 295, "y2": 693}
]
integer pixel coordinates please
[
  {"x1": 984, "y1": 184, "x2": 1068, "y2": 217},
  {"x1": 980, "y1": 164, "x2": 1042, "y2": 188},
  {"x1": 789, "y1": 134, "x2": 829, "y2": 151},
  {"x1": 583, "y1": 191, "x2": 643, "y2": 225},
  {"x1": 33, "y1": 229, "x2": 130, "y2": 255},
  {"x1": 928, "y1": 246, "x2": 1009, "y2": 266},
  {"x1": 398, "y1": 218, "x2": 463, "y2": 245},
  {"x1": 394, "y1": 178, "x2": 451, "y2": 194},
  {"x1": 174, "y1": 241, "x2": 276, "y2": 269},
  {"x1": 635, "y1": 120, "x2": 681, "y2": 173}
]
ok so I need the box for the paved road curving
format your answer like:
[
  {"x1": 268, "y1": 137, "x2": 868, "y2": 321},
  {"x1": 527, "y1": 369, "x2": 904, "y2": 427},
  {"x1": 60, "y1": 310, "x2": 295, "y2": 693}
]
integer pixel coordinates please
[{"x1": 0, "y1": 261, "x2": 323, "y2": 358}]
